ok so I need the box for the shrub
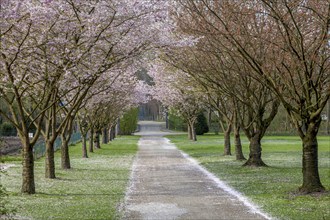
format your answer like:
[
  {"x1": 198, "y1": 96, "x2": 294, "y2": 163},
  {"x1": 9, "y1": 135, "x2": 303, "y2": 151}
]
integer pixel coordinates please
[
  {"x1": 195, "y1": 112, "x2": 209, "y2": 135},
  {"x1": 168, "y1": 113, "x2": 187, "y2": 131},
  {"x1": 0, "y1": 122, "x2": 16, "y2": 136},
  {"x1": 119, "y1": 108, "x2": 139, "y2": 135}
]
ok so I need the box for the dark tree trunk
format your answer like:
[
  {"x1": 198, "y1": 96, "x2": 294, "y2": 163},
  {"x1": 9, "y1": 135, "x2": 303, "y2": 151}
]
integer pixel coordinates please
[
  {"x1": 82, "y1": 135, "x2": 88, "y2": 158},
  {"x1": 88, "y1": 129, "x2": 94, "y2": 152},
  {"x1": 45, "y1": 140, "x2": 56, "y2": 178},
  {"x1": 102, "y1": 128, "x2": 108, "y2": 144},
  {"x1": 108, "y1": 127, "x2": 112, "y2": 141},
  {"x1": 114, "y1": 124, "x2": 118, "y2": 139},
  {"x1": 116, "y1": 120, "x2": 120, "y2": 136},
  {"x1": 61, "y1": 135, "x2": 71, "y2": 169},
  {"x1": 44, "y1": 96, "x2": 57, "y2": 179},
  {"x1": 234, "y1": 126, "x2": 246, "y2": 160},
  {"x1": 327, "y1": 100, "x2": 330, "y2": 135},
  {"x1": 299, "y1": 120, "x2": 325, "y2": 193},
  {"x1": 61, "y1": 116, "x2": 74, "y2": 169},
  {"x1": 242, "y1": 100, "x2": 279, "y2": 167},
  {"x1": 109, "y1": 126, "x2": 115, "y2": 141},
  {"x1": 165, "y1": 111, "x2": 169, "y2": 129},
  {"x1": 21, "y1": 140, "x2": 35, "y2": 194},
  {"x1": 94, "y1": 132, "x2": 101, "y2": 149},
  {"x1": 223, "y1": 124, "x2": 232, "y2": 155},
  {"x1": 187, "y1": 123, "x2": 192, "y2": 140},
  {"x1": 243, "y1": 132, "x2": 267, "y2": 167}
]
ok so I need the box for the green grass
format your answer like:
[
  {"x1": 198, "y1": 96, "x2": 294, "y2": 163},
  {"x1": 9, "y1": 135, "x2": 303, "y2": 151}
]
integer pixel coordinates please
[
  {"x1": 1, "y1": 136, "x2": 139, "y2": 220},
  {"x1": 1, "y1": 155, "x2": 22, "y2": 162},
  {"x1": 167, "y1": 134, "x2": 330, "y2": 220}
]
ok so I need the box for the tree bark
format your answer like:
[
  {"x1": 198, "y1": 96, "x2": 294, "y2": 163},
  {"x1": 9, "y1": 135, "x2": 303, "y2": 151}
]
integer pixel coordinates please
[
  {"x1": 223, "y1": 123, "x2": 232, "y2": 155},
  {"x1": 234, "y1": 126, "x2": 246, "y2": 160},
  {"x1": 21, "y1": 140, "x2": 35, "y2": 194},
  {"x1": 45, "y1": 140, "x2": 56, "y2": 178},
  {"x1": 243, "y1": 132, "x2": 267, "y2": 167},
  {"x1": 60, "y1": 116, "x2": 74, "y2": 169},
  {"x1": 207, "y1": 108, "x2": 212, "y2": 128},
  {"x1": 114, "y1": 123, "x2": 118, "y2": 139},
  {"x1": 88, "y1": 129, "x2": 94, "y2": 152},
  {"x1": 60, "y1": 135, "x2": 71, "y2": 169},
  {"x1": 190, "y1": 121, "x2": 197, "y2": 141},
  {"x1": 299, "y1": 120, "x2": 325, "y2": 193},
  {"x1": 102, "y1": 128, "x2": 107, "y2": 144},
  {"x1": 82, "y1": 135, "x2": 88, "y2": 158},
  {"x1": 109, "y1": 126, "x2": 115, "y2": 141},
  {"x1": 94, "y1": 131, "x2": 101, "y2": 149},
  {"x1": 116, "y1": 120, "x2": 120, "y2": 136},
  {"x1": 187, "y1": 123, "x2": 192, "y2": 140},
  {"x1": 108, "y1": 127, "x2": 112, "y2": 141},
  {"x1": 327, "y1": 99, "x2": 330, "y2": 135},
  {"x1": 242, "y1": 100, "x2": 279, "y2": 166}
]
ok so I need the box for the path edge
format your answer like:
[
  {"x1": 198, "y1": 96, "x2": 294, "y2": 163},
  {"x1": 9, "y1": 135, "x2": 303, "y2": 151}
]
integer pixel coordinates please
[
  {"x1": 116, "y1": 138, "x2": 141, "y2": 219},
  {"x1": 164, "y1": 138, "x2": 274, "y2": 220}
]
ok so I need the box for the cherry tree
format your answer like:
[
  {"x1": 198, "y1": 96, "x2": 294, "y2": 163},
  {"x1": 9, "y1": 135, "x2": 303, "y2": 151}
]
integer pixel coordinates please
[
  {"x1": 174, "y1": 0, "x2": 329, "y2": 192},
  {"x1": 76, "y1": 65, "x2": 150, "y2": 157},
  {"x1": 0, "y1": 0, "x2": 180, "y2": 194},
  {"x1": 148, "y1": 61, "x2": 205, "y2": 141},
  {"x1": 1, "y1": 0, "x2": 70, "y2": 193}
]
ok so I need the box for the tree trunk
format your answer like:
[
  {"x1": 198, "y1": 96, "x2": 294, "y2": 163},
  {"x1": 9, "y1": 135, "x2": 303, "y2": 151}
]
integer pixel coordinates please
[
  {"x1": 243, "y1": 132, "x2": 267, "y2": 166},
  {"x1": 45, "y1": 140, "x2": 56, "y2": 178},
  {"x1": 94, "y1": 132, "x2": 100, "y2": 149},
  {"x1": 223, "y1": 124, "x2": 232, "y2": 155},
  {"x1": 192, "y1": 128, "x2": 197, "y2": 141},
  {"x1": 61, "y1": 135, "x2": 71, "y2": 169},
  {"x1": 21, "y1": 140, "x2": 35, "y2": 194},
  {"x1": 108, "y1": 127, "x2": 112, "y2": 142},
  {"x1": 102, "y1": 128, "x2": 107, "y2": 144},
  {"x1": 116, "y1": 120, "x2": 120, "y2": 136},
  {"x1": 234, "y1": 126, "x2": 246, "y2": 160},
  {"x1": 82, "y1": 135, "x2": 88, "y2": 158},
  {"x1": 165, "y1": 111, "x2": 169, "y2": 129},
  {"x1": 207, "y1": 109, "x2": 212, "y2": 128},
  {"x1": 114, "y1": 124, "x2": 118, "y2": 139},
  {"x1": 327, "y1": 99, "x2": 330, "y2": 135},
  {"x1": 187, "y1": 123, "x2": 192, "y2": 140},
  {"x1": 61, "y1": 116, "x2": 74, "y2": 169},
  {"x1": 299, "y1": 121, "x2": 325, "y2": 193},
  {"x1": 109, "y1": 126, "x2": 115, "y2": 141},
  {"x1": 88, "y1": 130, "x2": 94, "y2": 152},
  {"x1": 190, "y1": 121, "x2": 197, "y2": 141}
]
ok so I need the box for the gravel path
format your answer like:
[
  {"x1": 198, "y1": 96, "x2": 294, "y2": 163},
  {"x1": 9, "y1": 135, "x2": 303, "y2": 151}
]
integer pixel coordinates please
[{"x1": 122, "y1": 121, "x2": 272, "y2": 220}]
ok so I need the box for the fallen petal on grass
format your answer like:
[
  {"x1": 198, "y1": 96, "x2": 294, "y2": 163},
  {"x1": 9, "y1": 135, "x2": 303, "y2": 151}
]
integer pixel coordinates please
[{"x1": 1, "y1": 136, "x2": 139, "y2": 220}]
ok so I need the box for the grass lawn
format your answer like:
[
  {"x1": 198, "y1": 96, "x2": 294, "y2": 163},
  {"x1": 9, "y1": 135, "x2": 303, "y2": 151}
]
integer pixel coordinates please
[
  {"x1": 167, "y1": 134, "x2": 330, "y2": 220},
  {"x1": 1, "y1": 135, "x2": 139, "y2": 220}
]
